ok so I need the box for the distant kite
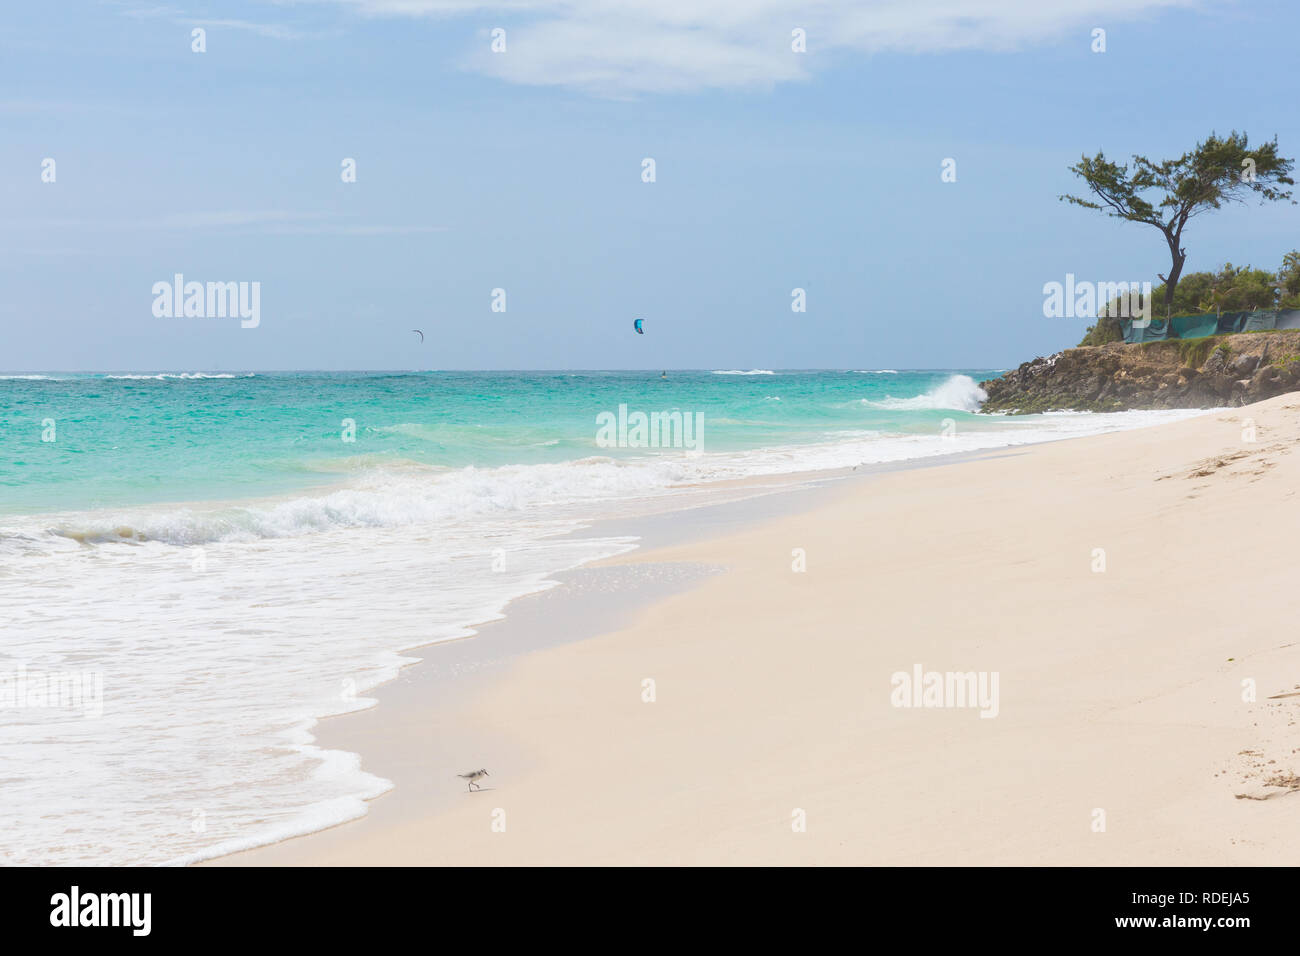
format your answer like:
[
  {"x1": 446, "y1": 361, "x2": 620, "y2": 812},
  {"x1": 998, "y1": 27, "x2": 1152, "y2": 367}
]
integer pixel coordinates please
[
  {"x1": 411, "y1": 329, "x2": 424, "y2": 342},
  {"x1": 633, "y1": 318, "x2": 644, "y2": 334}
]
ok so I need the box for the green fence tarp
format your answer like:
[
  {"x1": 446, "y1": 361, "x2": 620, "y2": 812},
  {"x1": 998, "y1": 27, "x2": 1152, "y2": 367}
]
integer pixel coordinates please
[
  {"x1": 1171, "y1": 314, "x2": 1220, "y2": 339},
  {"x1": 1121, "y1": 318, "x2": 1167, "y2": 343},
  {"x1": 1122, "y1": 310, "x2": 1300, "y2": 343},
  {"x1": 1242, "y1": 310, "x2": 1278, "y2": 332},
  {"x1": 1216, "y1": 313, "x2": 1247, "y2": 334}
]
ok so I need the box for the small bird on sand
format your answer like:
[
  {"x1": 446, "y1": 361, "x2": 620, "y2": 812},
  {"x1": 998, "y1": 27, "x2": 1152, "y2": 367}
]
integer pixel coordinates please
[{"x1": 458, "y1": 768, "x2": 489, "y2": 791}]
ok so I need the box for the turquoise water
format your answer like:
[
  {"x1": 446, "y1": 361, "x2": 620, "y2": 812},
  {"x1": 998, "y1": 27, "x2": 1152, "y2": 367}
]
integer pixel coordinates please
[
  {"x1": 0, "y1": 368, "x2": 1206, "y2": 865},
  {"x1": 0, "y1": 369, "x2": 999, "y2": 515}
]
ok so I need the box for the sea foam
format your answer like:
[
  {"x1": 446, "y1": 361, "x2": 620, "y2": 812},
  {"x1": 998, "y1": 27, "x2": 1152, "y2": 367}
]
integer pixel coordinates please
[
  {"x1": 0, "y1": 371, "x2": 1214, "y2": 866},
  {"x1": 864, "y1": 374, "x2": 988, "y2": 412}
]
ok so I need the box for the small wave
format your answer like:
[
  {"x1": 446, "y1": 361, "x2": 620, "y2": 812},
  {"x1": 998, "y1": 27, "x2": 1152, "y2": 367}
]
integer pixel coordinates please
[
  {"x1": 864, "y1": 374, "x2": 988, "y2": 412},
  {"x1": 33, "y1": 457, "x2": 681, "y2": 548},
  {"x1": 712, "y1": 369, "x2": 775, "y2": 376},
  {"x1": 102, "y1": 372, "x2": 254, "y2": 380},
  {"x1": 854, "y1": 369, "x2": 899, "y2": 374},
  {"x1": 50, "y1": 525, "x2": 149, "y2": 545},
  {"x1": 0, "y1": 374, "x2": 69, "y2": 380}
]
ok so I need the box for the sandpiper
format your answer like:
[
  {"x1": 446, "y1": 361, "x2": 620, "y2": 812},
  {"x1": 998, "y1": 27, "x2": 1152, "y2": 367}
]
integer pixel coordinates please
[{"x1": 458, "y1": 768, "x2": 489, "y2": 791}]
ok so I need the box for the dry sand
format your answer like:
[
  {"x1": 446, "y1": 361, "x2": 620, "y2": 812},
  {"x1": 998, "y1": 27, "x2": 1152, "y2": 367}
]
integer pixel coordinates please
[{"x1": 214, "y1": 394, "x2": 1300, "y2": 865}]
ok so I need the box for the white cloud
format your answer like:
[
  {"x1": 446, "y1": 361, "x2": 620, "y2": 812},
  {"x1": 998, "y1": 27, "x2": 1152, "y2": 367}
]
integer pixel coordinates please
[
  {"x1": 312, "y1": 0, "x2": 1206, "y2": 95},
  {"x1": 185, "y1": 17, "x2": 304, "y2": 40},
  {"x1": 110, "y1": 2, "x2": 305, "y2": 39}
]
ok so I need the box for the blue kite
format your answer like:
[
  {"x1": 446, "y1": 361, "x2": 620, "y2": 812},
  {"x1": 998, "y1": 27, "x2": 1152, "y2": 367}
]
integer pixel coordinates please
[{"x1": 633, "y1": 318, "x2": 645, "y2": 334}]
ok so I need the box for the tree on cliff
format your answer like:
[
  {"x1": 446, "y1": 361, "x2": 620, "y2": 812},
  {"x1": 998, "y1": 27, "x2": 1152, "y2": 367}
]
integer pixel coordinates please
[{"x1": 1060, "y1": 131, "x2": 1294, "y2": 334}]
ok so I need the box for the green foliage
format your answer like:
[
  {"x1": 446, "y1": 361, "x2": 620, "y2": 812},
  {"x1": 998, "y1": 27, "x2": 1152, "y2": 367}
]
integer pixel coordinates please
[
  {"x1": 1060, "y1": 131, "x2": 1296, "y2": 324},
  {"x1": 1094, "y1": 251, "x2": 1300, "y2": 320},
  {"x1": 1278, "y1": 250, "x2": 1300, "y2": 308},
  {"x1": 1078, "y1": 316, "x2": 1124, "y2": 346},
  {"x1": 1159, "y1": 270, "x2": 1213, "y2": 313},
  {"x1": 1151, "y1": 263, "x2": 1276, "y2": 313},
  {"x1": 1061, "y1": 131, "x2": 1295, "y2": 228}
]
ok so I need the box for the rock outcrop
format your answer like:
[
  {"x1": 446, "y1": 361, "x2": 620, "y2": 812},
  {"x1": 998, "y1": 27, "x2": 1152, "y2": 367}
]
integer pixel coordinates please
[{"x1": 979, "y1": 329, "x2": 1300, "y2": 413}]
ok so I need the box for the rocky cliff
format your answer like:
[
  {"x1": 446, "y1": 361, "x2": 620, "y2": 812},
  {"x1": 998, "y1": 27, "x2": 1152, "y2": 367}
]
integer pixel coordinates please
[{"x1": 979, "y1": 329, "x2": 1300, "y2": 413}]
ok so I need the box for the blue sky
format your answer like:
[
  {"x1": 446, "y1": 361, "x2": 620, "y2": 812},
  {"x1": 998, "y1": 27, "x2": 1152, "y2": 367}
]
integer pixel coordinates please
[{"x1": 2, "y1": 0, "x2": 1298, "y2": 370}]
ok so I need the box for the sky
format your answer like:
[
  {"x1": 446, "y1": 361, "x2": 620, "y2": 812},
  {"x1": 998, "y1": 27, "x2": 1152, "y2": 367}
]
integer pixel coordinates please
[{"x1": 2, "y1": 0, "x2": 1298, "y2": 371}]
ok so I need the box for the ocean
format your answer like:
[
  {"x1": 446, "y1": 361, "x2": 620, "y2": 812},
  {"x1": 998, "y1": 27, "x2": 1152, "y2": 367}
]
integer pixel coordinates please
[{"x1": 0, "y1": 369, "x2": 1204, "y2": 863}]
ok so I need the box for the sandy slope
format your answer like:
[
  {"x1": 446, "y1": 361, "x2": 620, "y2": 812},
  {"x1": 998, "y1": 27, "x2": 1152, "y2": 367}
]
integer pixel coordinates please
[{"x1": 215, "y1": 394, "x2": 1300, "y2": 865}]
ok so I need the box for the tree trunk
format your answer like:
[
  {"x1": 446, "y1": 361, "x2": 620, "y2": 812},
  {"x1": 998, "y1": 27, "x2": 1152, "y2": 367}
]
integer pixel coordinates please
[{"x1": 1163, "y1": 231, "x2": 1188, "y2": 337}]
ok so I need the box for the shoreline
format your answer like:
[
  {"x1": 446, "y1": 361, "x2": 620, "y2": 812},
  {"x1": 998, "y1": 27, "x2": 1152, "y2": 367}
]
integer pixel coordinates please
[
  {"x1": 194, "y1": 464, "x2": 897, "y2": 865},
  {"x1": 207, "y1": 396, "x2": 1300, "y2": 865},
  {"x1": 3, "y1": 387, "x2": 1206, "y2": 864},
  {"x1": 197, "y1": 449, "x2": 1029, "y2": 866}
]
